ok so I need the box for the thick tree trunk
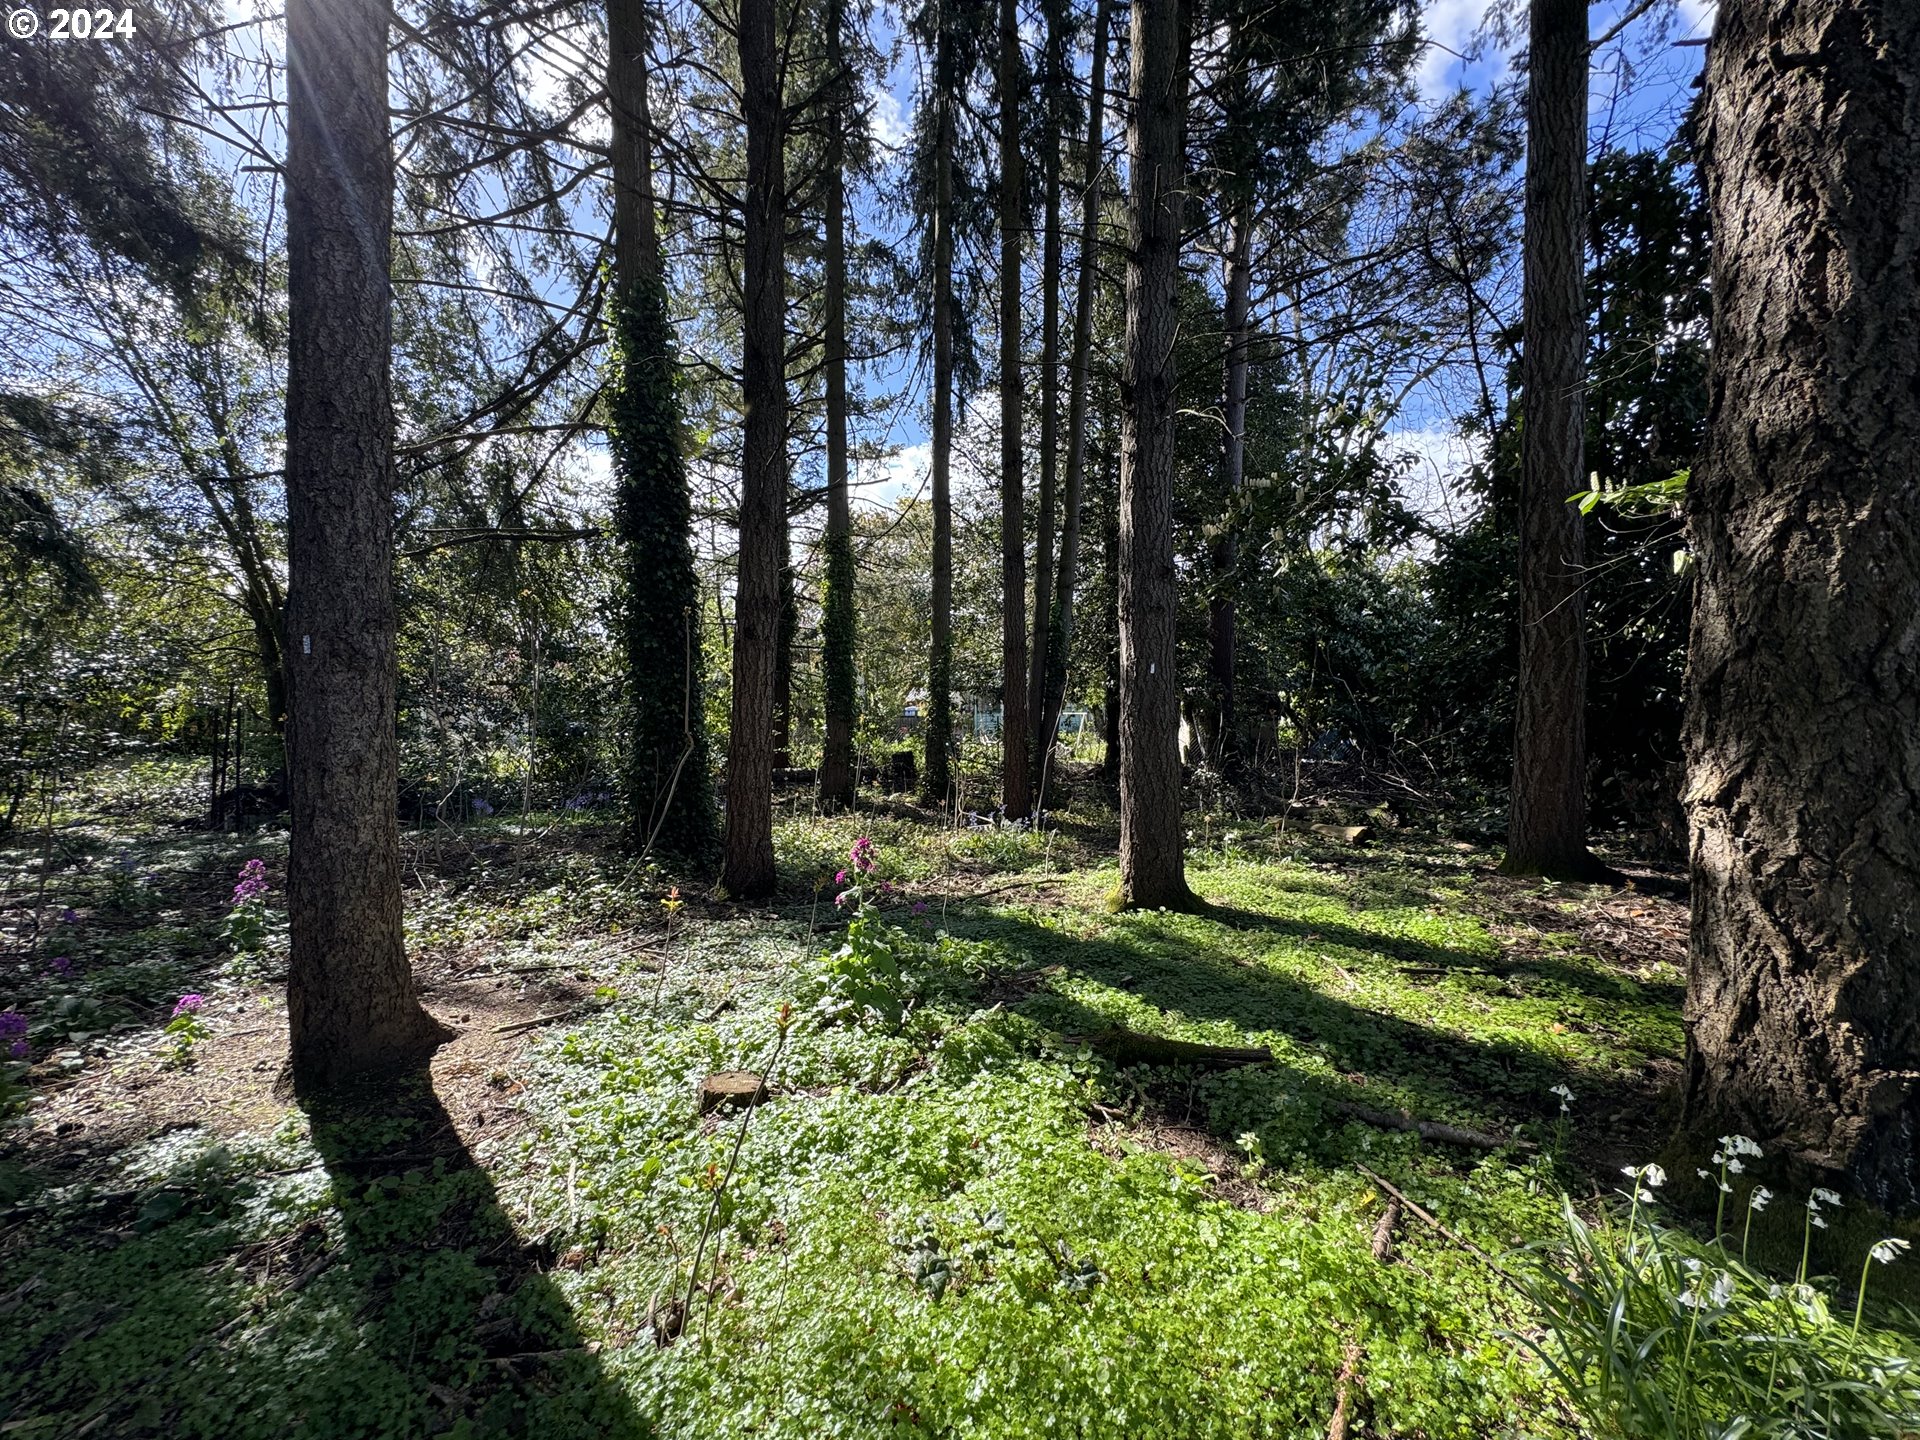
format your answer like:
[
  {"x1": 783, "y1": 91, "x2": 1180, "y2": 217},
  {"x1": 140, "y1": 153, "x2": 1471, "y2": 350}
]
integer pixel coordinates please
[
  {"x1": 1041, "y1": 0, "x2": 1111, "y2": 754},
  {"x1": 924, "y1": 80, "x2": 956, "y2": 810},
  {"x1": 1211, "y1": 195, "x2": 1251, "y2": 766},
  {"x1": 818, "y1": 0, "x2": 856, "y2": 811},
  {"x1": 283, "y1": 0, "x2": 446, "y2": 1092},
  {"x1": 1028, "y1": 5, "x2": 1065, "y2": 777},
  {"x1": 1502, "y1": 0, "x2": 1611, "y2": 881},
  {"x1": 1116, "y1": 0, "x2": 1194, "y2": 911},
  {"x1": 723, "y1": 0, "x2": 783, "y2": 898},
  {"x1": 1681, "y1": 0, "x2": 1920, "y2": 1209},
  {"x1": 998, "y1": 0, "x2": 1031, "y2": 821},
  {"x1": 608, "y1": 0, "x2": 714, "y2": 858}
]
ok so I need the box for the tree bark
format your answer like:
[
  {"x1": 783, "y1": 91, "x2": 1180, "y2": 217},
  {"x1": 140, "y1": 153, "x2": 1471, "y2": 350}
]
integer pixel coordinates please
[
  {"x1": 723, "y1": 0, "x2": 784, "y2": 898},
  {"x1": 608, "y1": 0, "x2": 715, "y2": 859},
  {"x1": 1681, "y1": 0, "x2": 1920, "y2": 1209},
  {"x1": 924, "y1": 61, "x2": 956, "y2": 811},
  {"x1": 1116, "y1": 0, "x2": 1194, "y2": 911},
  {"x1": 283, "y1": 0, "x2": 446, "y2": 1092},
  {"x1": 1041, "y1": 0, "x2": 1111, "y2": 755},
  {"x1": 1028, "y1": 3, "x2": 1066, "y2": 777},
  {"x1": 818, "y1": 0, "x2": 857, "y2": 811},
  {"x1": 997, "y1": 0, "x2": 1031, "y2": 821},
  {"x1": 1502, "y1": 0, "x2": 1611, "y2": 881},
  {"x1": 1211, "y1": 194, "x2": 1251, "y2": 766}
]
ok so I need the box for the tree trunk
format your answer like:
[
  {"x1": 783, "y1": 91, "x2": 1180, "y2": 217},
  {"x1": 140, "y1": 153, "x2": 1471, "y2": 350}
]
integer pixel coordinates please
[
  {"x1": 997, "y1": 0, "x2": 1031, "y2": 821},
  {"x1": 608, "y1": 0, "x2": 715, "y2": 858},
  {"x1": 1115, "y1": 0, "x2": 1194, "y2": 911},
  {"x1": 773, "y1": 523, "x2": 795, "y2": 770},
  {"x1": 1211, "y1": 194, "x2": 1251, "y2": 767},
  {"x1": 1680, "y1": 0, "x2": 1920, "y2": 1209},
  {"x1": 1028, "y1": 3, "x2": 1065, "y2": 777},
  {"x1": 1042, "y1": 0, "x2": 1111, "y2": 754},
  {"x1": 283, "y1": 0, "x2": 446, "y2": 1092},
  {"x1": 723, "y1": 0, "x2": 784, "y2": 898},
  {"x1": 924, "y1": 72, "x2": 956, "y2": 811},
  {"x1": 1502, "y1": 0, "x2": 1611, "y2": 881},
  {"x1": 818, "y1": 0, "x2": 856, "y2": 811}
]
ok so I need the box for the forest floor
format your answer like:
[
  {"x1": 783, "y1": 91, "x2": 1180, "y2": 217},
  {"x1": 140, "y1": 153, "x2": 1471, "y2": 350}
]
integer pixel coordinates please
[{"x1": 0, "y1": 765, "x2": 1907, "y2": 1438}]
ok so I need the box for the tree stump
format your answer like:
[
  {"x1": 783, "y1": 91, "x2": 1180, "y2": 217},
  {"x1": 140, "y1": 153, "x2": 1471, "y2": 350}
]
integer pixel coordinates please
[
  {"x1": 699, "y1": 1071, "x2": 769, "y2": 1114},
  {"x1": 1310, "y1": 824, "x2": 1372, "y2": 846}
]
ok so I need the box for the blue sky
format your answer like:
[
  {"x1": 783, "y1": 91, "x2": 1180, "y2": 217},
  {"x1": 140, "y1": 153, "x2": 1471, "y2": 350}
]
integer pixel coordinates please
[{"x1": 847, "y1": 0, "x2": 1716, "y2": 517}]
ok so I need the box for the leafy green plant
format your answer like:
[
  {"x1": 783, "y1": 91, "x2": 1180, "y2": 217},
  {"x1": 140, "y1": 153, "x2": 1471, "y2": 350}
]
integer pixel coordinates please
[
  {"x1": 163, "y1": 993, "x2": 209, "y2": 1068},
  {"x1": 1523, "y1": 1154, "x2": 1920, "y2": 1439},
  {"x1": 224, "y1": 858, "x2": 270, "y2": 953}
]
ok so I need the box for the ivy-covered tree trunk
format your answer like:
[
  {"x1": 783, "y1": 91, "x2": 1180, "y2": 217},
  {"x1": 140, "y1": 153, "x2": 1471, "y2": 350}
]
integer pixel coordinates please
[
  {"x1": 817, "y1": 0, "x2": 856, "y2": 811},
  {"x1": 608, "y1": 0, "x2": 714, "y2": 859},
  {"x1": 997, "y1": 0, "x2": 1031, "y2": 821},
  {"x1": 1211, "y1": 192, "x2": 1251, "y2": 767},
  {"x1": 283, "y1": 0, "x2": 446, "y2": 1091},
  {"x1": 1502, "y1": 0, "x2": 1611, "y2": 881},
  {"x1": 1681, "y1": 0, "x2": 1920, "y2": 1208},
  {"x1": 924, "y1": 74, "x2": 956, "y2": 810},
  {"x1": 1027, "y1": 0, "x2": 1066, "y2": 776},
  {"x1": 1115, "y1": 0, "x2": 1194, "y2": 911},
  {"x1": 773, "y1": 526, "x2": 795, "y2": 769},
  {"x1": 722, "y1": 0, "x2": 783, "y2": 898},
  {"x1": 1041, "y1": 0, "x2": 1111, "y2": 754}
]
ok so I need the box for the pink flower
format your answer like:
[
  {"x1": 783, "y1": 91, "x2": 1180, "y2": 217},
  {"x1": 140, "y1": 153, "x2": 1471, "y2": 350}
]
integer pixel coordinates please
[
  {"x1": 834, "y1": 891, "x2": 853, "y2": 907},
  {"x1": 172, "y1": 994, "x2": 206, "y2": 1018},
  {"x1": 850, "y1": 837, "x2": 877, "y2": 874},
  {"x1": 835, "y1": 869, "x2": 849, "y2": 885}
]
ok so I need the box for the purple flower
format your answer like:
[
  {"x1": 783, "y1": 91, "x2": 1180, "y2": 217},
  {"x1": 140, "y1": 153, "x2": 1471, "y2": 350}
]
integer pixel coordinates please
[
  {"x1": 230, "y1": 858, "x2": 270, "y2": 906},
  {"x1": 850, "y1": 837, "x2": 877, "y2": 874},
  {"x1": 60, "y1": 908, "x2": 78, "y2": 925},
  {"x1": 878, "y1": 880, "x2": 895, "y2": 895},
  {"x1": 912, "y1": 901, "x2": 928, "y2": 916},
  {"x1": 172, "y1": 994, "x2": 206, "y2": 1018},
  {"x1": 471, "y1": 797, "x2": 495, "y2": 817},
  {"x1": 835, "y1": 869, "x2": 849, "y2": 886},
  {"x1": 0, "y1": 1010, "x2": 26, "y2": 1059},
  {"x1": 49, "y1": 956, "x2": 73, "y2": 977}
]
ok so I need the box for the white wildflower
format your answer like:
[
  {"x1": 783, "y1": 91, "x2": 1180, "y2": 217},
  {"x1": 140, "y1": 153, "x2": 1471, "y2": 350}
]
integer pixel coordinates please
[
  {"x1": 1549, "y1": 1083, "x2": 1575, "y2": 1107},
  {"x1": 1726, "y1": 1156, "x2": 1745, "y2": 1174},
  {"x1": 1812, "y1": 1213, "x2": 1829, "y2": 1230},
  {"x1": 1812, "y1": 1187, "x2": 1842, "y2": 1209},
  {"x1": 1871, "y1": 1238, "x2": 1911, "y2": 1265},
  {"x1": 1642, "y1": 1164, "x2": 1667, "y2": 1189},
  {"x1": 1720, "y1": 1134, "x2": 1762, "y2": 1159},
  {"x1": 1750, "y1": 1186, "x2": 1773, "y2": 1211}
]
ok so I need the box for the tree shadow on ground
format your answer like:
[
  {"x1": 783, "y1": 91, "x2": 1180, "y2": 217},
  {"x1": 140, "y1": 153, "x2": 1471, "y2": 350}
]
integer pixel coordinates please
[
  {"x1": 944, "y1": 902, "x2": 1670, "y2": 1145},
  {"x1": 0, "y1": 1071, "x2": 648, "y2": 1439},
  {"x1": 1198, "y1": 898, "x2": 1682, "y2": 1009}
]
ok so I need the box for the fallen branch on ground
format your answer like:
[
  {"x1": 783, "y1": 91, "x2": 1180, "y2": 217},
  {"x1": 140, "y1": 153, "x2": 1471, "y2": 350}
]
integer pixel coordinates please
[
  {"x1": 1069, "y1": 1028, "x2": 1273, "y2": 1067},
  {"x1": 1370, "y1": 1196, "x2": 1403, "y2": 1262},
  {"x1": 1330, "y1": 1101, "x2": 1530, "y2": 1152},
  {"x1": 1354, "y1": 1162, "x2": 1522, "y2": 1289}
]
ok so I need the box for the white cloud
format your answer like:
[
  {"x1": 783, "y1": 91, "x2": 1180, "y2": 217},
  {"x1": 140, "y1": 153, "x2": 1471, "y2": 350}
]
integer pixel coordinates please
[
  {"x1": 853, "y1": 441, "x2": 930, "y2": 510},
  {"x1": 867, "y1": 80, "x2": 912, "y2": 153},
  {"x1": 1391, "y1": 425, "x2": 1485, "y2": 533},
  {"x1": 1677, "y1": 0, "x2": 1715, "y2": 36},
  {"x1": 1417, "y1": 0, "x2": 1496, "y2": 100}
]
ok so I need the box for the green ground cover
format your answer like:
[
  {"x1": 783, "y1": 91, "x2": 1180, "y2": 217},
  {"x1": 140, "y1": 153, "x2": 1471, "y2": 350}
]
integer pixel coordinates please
[{"x1": 1, "y1": 784, "x2": 1912, "y2": 1437}]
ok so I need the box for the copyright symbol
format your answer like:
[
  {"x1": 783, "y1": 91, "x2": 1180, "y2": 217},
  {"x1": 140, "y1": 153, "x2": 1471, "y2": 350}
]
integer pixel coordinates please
[{"x1": 7, "y1": 9, "x2": 38, "y2": 36}]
